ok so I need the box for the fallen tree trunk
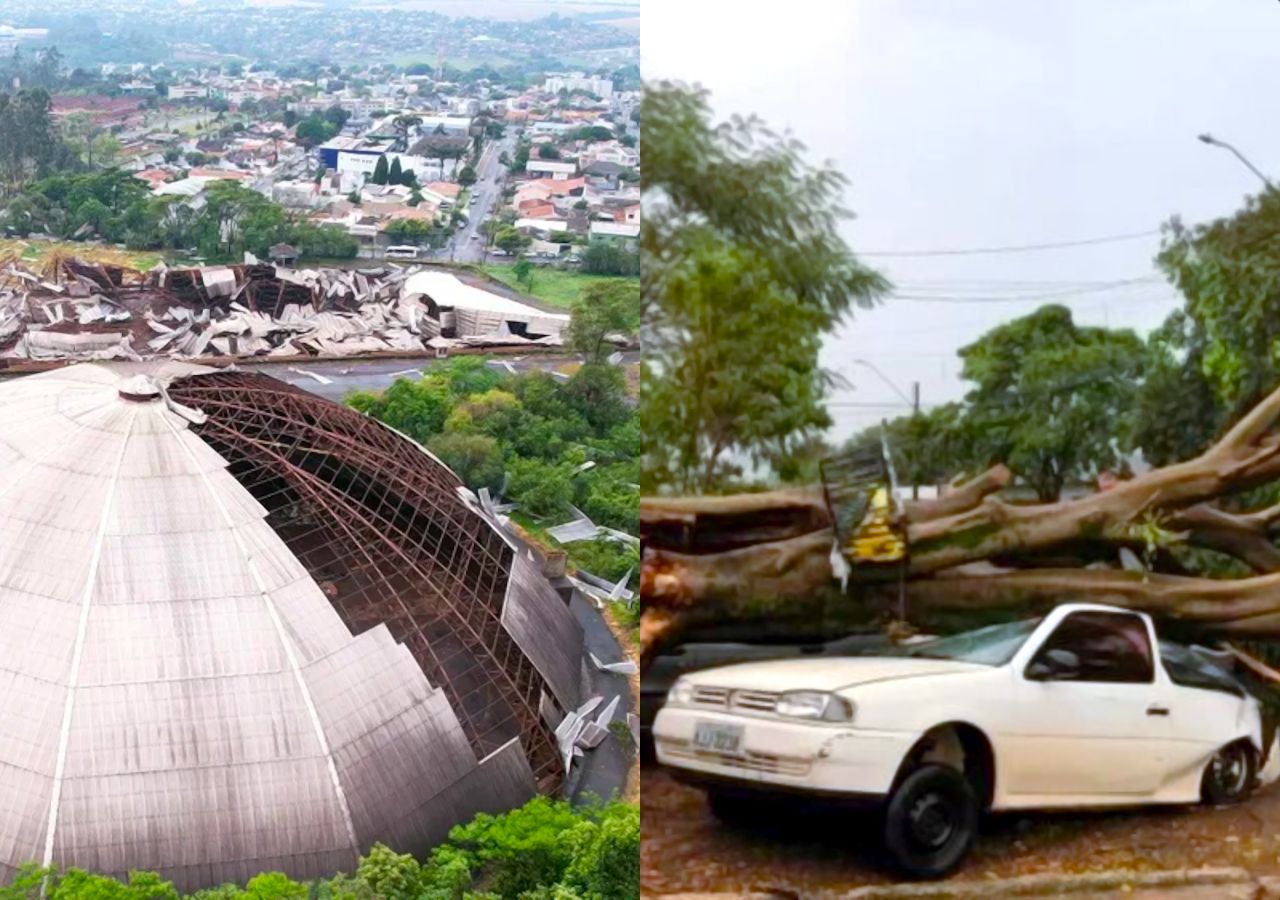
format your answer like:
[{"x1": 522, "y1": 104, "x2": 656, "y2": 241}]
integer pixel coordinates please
[{"x1": 641, "y1": 382, "x2": 1280, "y2": 665}]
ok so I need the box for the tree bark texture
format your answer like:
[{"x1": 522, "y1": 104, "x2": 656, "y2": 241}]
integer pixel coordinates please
[{"x1": 641, "y1": 385, "x2": 1280, "y2": 664}]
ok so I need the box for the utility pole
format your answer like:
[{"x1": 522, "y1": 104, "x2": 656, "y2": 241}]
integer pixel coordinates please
[{"x1": 910, "y1": 380, "x2": 921, "y2": 500}]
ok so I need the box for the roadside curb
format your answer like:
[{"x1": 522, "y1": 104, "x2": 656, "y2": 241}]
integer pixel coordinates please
[{"x1": 655, "y1": 866, "x2": 1259, "y2": 899}]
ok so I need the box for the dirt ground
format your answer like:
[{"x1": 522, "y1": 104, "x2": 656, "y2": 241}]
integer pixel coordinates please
[{"x1": 642, "y1": 766, "x2": 1280, "y2": 896}]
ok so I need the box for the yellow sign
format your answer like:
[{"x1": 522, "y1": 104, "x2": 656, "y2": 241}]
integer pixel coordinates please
[{"x1": 846, "y1": 486, "x2": 907, "y2": 563}]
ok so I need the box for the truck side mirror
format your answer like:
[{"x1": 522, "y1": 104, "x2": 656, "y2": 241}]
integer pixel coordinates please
[{"x1": 1026, "y1": 648, "x2": 1080, "y2": 681}]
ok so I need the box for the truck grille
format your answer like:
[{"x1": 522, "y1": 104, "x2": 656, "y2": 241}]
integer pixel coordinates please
[
  {"x1": 731, "y1": 690, "x2": 780, "y2": 713},
  {"x1": 689, "y1": 686, "x2": 781, "y2": 714},
  {"x1": 691, "y1": 685, "x2": 731, "y2": 707}
]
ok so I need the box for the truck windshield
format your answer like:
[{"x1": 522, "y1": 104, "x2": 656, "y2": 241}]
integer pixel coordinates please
[{"x1": 897, "y1": 618, "x2": 1042, "y2": 666}]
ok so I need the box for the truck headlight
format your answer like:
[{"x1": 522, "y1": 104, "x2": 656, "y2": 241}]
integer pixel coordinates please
[
  {"x1": 776, "y1": 690, "x2": 854, "y2": 723},
  {"x1": 666, "y1": 679, "x2": 693, "y2": 707}
]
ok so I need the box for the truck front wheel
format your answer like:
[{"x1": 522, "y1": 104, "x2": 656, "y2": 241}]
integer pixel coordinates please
[{"x1": 882, "y1": 764, "x2": 978, "y2": 879}]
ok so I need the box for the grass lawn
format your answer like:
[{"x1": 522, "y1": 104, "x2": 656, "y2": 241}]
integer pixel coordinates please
[
  {"x1": 0, "y1": 238, "x2": 165, "y2": 272},
  {"x1": 477, "y1": 263, "x2": 636, "y2": 309}
]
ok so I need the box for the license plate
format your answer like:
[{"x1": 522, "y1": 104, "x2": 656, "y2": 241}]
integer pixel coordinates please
[{"x1": 693, "y1": 721, "x2": 744, "y2": 754}]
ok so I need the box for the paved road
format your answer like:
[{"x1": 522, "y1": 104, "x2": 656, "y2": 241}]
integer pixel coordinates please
[
  {"x1": 566, "y1": 592, "x2": 637, "y2": 806},
  {"x1": 244, "y1": 352, "x2": 639, "y2": 401},
  {"x1": 436, "y1": 130, "x2": 519, "y2": 264},
  {"x1": 248, "y1": 354, "x2": 585, "y2": 400}
]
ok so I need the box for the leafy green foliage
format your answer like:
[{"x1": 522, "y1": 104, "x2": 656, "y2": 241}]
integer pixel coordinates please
[
  {"x1": 1157, "y1": 192, "x2": 1280, "y2": 442},
  {"x1": 849, "y1": 306, "x2": 1144, "y2": 501},
  {"x1": 958, "y1": 304, "x2": 1144, "y2": 501},
  {"x1": 446, "y1": 797, "x2": 638, "y2": 900},
  {"x1": 1130, "y1": 309, "x2": 1222, "y2": 466},
  {"x1": 513, "y1": 257, "x2": 535, "y2": 291},
  {"x1": 1, "y1": 170, "x2": 355, "y2": 261},
  {"x1": 353, "y1": 845, "x2": 419, "y2": 900},
  {"x1": 0, "y1": 798, "x2": 637, "y2": 900},
  {"x1": 567, "y1": 281, "x2": 640, "y2": 363},
  {"x1": 641, "y1": 82, "x2": 888, "y2": 493},
  {"x1": 0, "y1": 89, "x2": 76, "y2": 194},
  {"x1": 495, "y1": 226, "x2": 531, "y2": 256},
  {"x1": 293, "y1": 114, "x2": 339, "y2": 148},
  {"x1": 348, "y1": 354, "x2": 637, "y2": 580},
  {"x1": 579, "y1": 240, "x2": 639, "y2": 277}
]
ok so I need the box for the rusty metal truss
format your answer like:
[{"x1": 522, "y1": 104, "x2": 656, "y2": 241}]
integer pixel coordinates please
[{"x1": 166, "y1": 371, "x2": 565, "y2": 788}]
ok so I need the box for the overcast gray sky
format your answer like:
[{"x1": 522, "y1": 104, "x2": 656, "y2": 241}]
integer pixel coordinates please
[{"x1": 642, "y1": 0, "x2": 1280, "y2": 439}]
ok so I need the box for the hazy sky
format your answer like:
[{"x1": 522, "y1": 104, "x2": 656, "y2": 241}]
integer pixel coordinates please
[{"x1": 642, "y1": 0, "x2": 1280, "y2": 438}]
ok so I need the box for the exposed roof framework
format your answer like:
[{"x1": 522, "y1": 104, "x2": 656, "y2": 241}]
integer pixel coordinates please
[
  {"x1": 0, "y1": 363, "x2": 583, "y2": 890},
  {"x1": 165, "y1": 370, "x2": 576, "y2": 786}
]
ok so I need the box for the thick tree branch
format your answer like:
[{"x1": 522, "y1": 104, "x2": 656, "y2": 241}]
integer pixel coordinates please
[
  {"x1": 1167, "y1": 504, "x2": 1280, "y2": 573},
  {"x1": 903, "y1": 465, "x2": 1012, "y2": 523},
  {"x1": 640, "y1": 487, "x2": 828, "y2": 552},
  {"x1": 898, "y1": 568, "x2": 1280, "y2": 636}
]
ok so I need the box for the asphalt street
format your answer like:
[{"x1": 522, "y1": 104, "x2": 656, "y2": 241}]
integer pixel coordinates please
[
  {"x1": 433, "y1": 129, "x2": 519, "y2": 264},
  {"x1": 243, "y1": 351, "x2": 639, "y2": 401}
]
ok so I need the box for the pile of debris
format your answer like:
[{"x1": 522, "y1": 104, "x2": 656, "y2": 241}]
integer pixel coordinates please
[{"x1": 0, "y1": 256, "x2": 567, "y2": 364}]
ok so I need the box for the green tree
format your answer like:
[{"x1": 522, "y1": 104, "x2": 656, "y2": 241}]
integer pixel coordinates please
[
  {"x1": 446, "y1": 796, "x2": 582, "y2": 897},
  {"x1": 844, "y1": 402, "x2": 971, "y2": 494},
  {"x1": 294, "y1": 114, "x2": 338, "y2": 148},
  {"x1": 458, "y1": 165, "x2": 477, "y2": 187},
  {"x1": 494, "y1": 226, "x2": 531, "y2": 256},
  {"x1": 388, "y1": 156, "x2": 403, "y2": 185},
  {"x1": 512, "y1": 257, "x2": 534, "y2": 291},
  {"x1": 581, "y1": 467, "x2": 640, "y2": 533},
  {"x1": 1153, "y1": 190, "x2": 1280, "y2": 451},
  {"x1": 567, "y1": 281, "x2": 639, "y2": 363},
  {"x1": 0, "y1": 89, "x2": 67, "y2": 193},
  {"x1": 354, "y1": 844, "x2": 421, "y2": 900},
  {"x1": 191, "y1": 180, "x2": 287, "y2": 261},
  {"x1": 506, "y1": 456, "x2": 575, "y2": 518},
  {"x1": 509, "y1": 140, "x2": 531, "y2": 172},
  {"x1": 958, "y1": 304, "x2": 1145, "y2": 501},
  {"x1": 384, "y1": 217, "x2": 433, "y2": 245},
  {"x1": 347, "y1": 377, "x2": 452, "y2": 444},
  {"x1": 427, "y1": 432, "x2": 506, "y2": 493},
  {"x1": 371, "y1": 155, "x2": 389, "y2": 185},
  {"x1": 641, "y1": 82, "x2": 887, "y2": 492},
  {"x1": 561, "y1": 801, "x2": 640, "y2": 900},
  {"x1": 1130, "y1": 309, "x2": 1221, "y2": 466},
  {"x1": 565, "y1": 363, "x2": 631, "y2": 432},
  {"x1": 580, "y1": 240, "x2": 639, "y2": 276},
  {"x1": 538, "y1": 143, "x2": 560, "y2": 160},
  {"x1": 291, "y1": 221, "x2": 358, "y2": 260}
]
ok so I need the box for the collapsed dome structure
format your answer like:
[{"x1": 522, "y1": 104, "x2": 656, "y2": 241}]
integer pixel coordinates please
[{"x1": 0, "y1": 362, "x2": 585, "y2": 890}]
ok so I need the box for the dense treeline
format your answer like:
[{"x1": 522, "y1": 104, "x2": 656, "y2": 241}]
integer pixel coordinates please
[
  {"x1": 852, "y1": 187, "x2": 1280, "y2": 504},
  {"x1": 348, "y1": 353, "x2": 639, "y2": 585},
  {"x1": 0, "y1": 796, "x2": 639, "y2": 900},
  {"x1": 1, "y1": 170, "x2": 357, "y2": 263}
]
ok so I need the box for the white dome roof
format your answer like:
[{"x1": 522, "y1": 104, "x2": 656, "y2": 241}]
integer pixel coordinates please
[{"x1": 0, "y1": 363, "x2": 545, "y2": 890}]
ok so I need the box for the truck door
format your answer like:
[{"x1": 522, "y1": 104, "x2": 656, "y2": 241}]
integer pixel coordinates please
[{"x1": 998, "y1": 610, "x2": 1168, "y2": 802}]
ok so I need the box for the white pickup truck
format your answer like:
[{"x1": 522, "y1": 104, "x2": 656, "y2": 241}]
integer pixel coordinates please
[{"x1": 654, "y1": 603, "x2": 1264, "y2": 877}]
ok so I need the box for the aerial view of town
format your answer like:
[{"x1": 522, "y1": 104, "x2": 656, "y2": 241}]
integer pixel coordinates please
[{"x1": 0, "y1": 0, "x2": 640, "y2": 896}]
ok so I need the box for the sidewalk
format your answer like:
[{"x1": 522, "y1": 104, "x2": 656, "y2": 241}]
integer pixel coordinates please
[{"x1": 654, "y1": 867, "x2": 1280, "y2": 899}]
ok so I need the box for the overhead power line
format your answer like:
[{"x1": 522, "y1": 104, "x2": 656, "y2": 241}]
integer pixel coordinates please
[
  {"x1": 858, "y1": 229, "x2": 1161, "y2": 257},
  {"x1": 886, "y1": 277, "x2": 1161, "y2": 303}
]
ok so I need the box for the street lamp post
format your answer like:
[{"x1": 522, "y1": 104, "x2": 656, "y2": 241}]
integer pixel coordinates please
[
  {"x1": 1197, "y1": 133, "x2": 1274, "y2": 190},
  {"x1": 851, "y1": 359, "x2": 921, "y2": 499}
]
